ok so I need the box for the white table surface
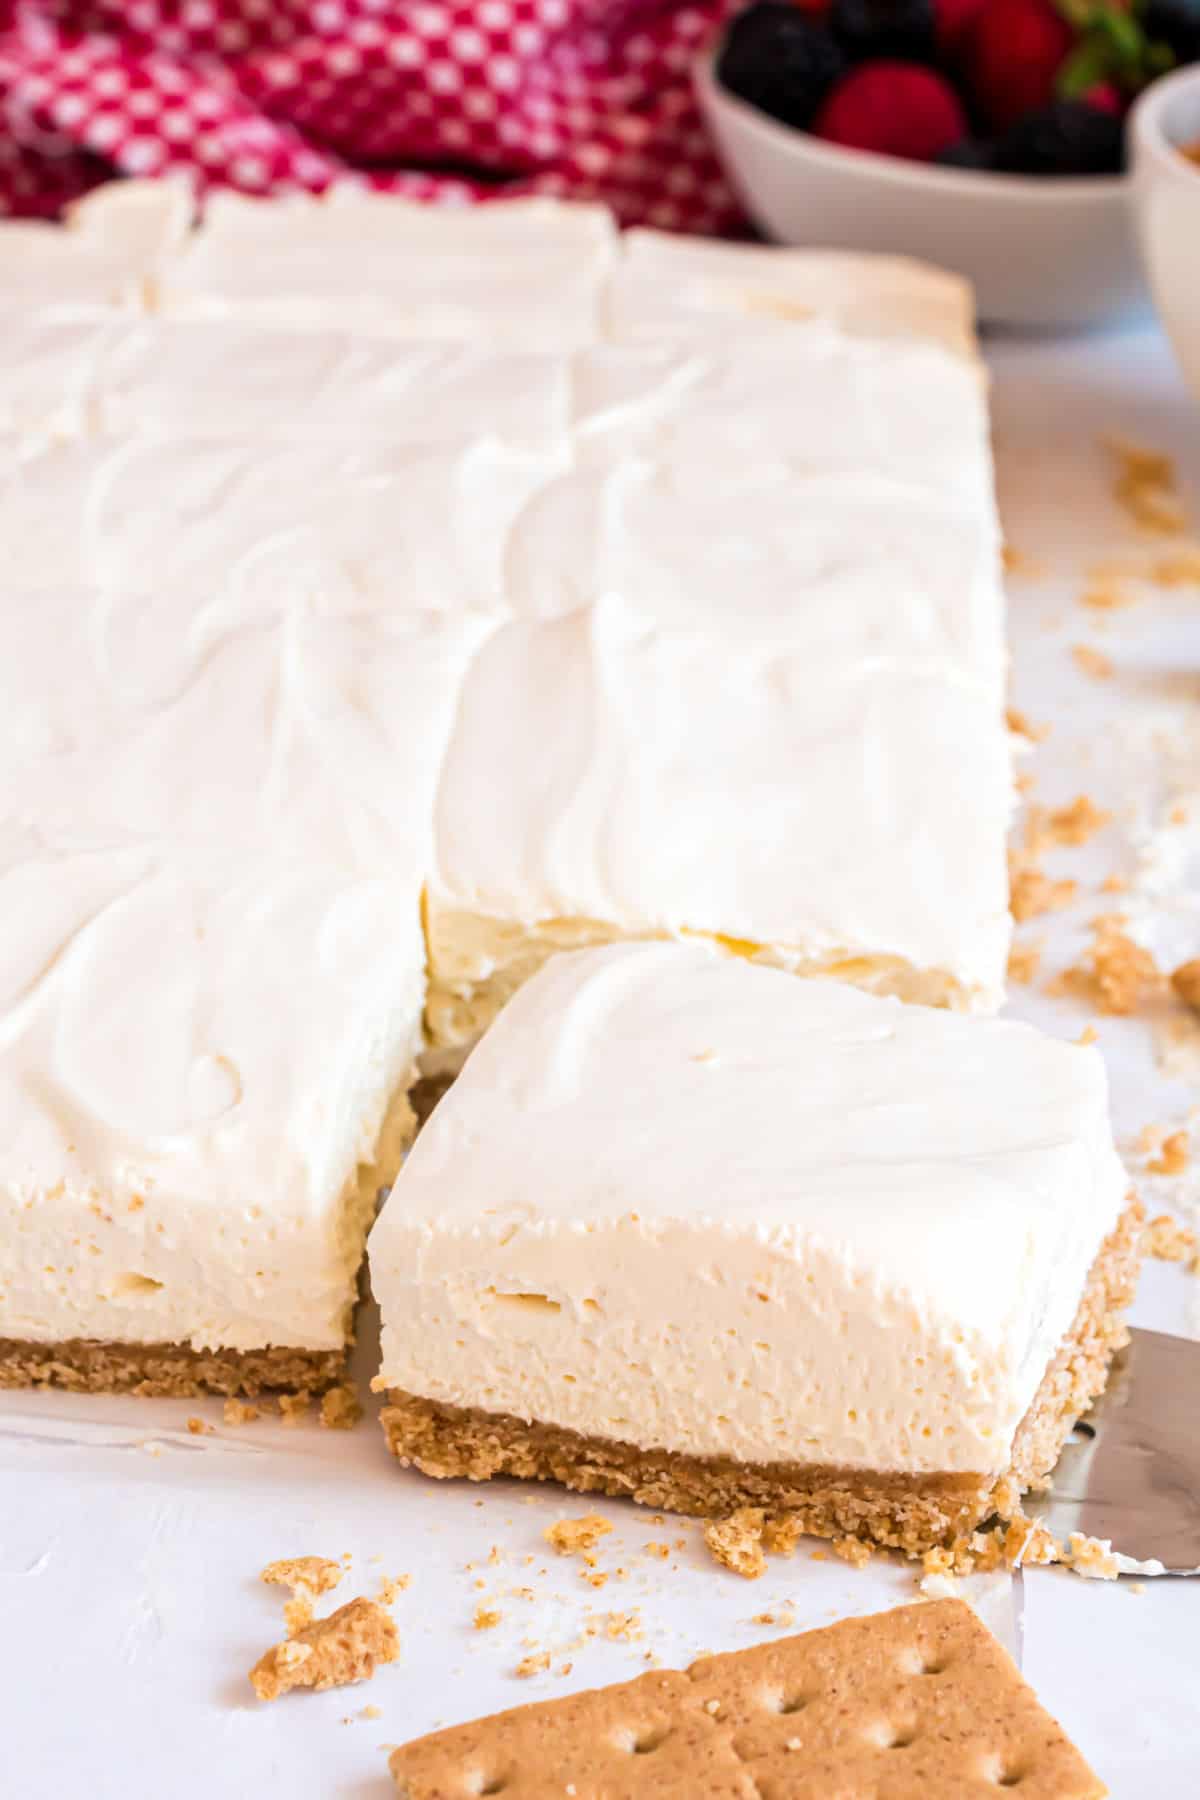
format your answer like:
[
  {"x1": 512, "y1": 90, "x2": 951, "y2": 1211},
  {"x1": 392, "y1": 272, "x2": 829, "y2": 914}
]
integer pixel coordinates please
[{"x1": 3, "y1": 322, "x2": 1199, "y2": 1799}]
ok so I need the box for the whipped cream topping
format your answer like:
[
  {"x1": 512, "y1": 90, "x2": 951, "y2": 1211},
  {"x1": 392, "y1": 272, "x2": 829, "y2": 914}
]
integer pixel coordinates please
[
  {"x1": 154, "y1": 189, "x2": 619, "y2": 348},
  {"x1": 370, "y1": 942, "x2": 1129, "y2": 1474},
  {"x1": 0, "y1": 849, "x2": 423, "y2": 1352}
]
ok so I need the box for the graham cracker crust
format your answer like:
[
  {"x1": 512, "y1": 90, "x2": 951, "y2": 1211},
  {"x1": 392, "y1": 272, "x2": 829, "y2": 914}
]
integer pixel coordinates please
[
  {"x1": 379, "y1": 1196, "x2": 1143, "y2": 1556},
  {"x1": 0, "y1": 1337, "x2": 346, "y2": 1399}
]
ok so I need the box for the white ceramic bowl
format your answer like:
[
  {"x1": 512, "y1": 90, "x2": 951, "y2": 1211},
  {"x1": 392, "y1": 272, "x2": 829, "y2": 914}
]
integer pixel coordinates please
[
  {"x1": 1131, "y1": 64, "x2": 1200, "y2": 397},
  {"x1": 694, "y1": 52, "x2": 1144, "y2": 330}
]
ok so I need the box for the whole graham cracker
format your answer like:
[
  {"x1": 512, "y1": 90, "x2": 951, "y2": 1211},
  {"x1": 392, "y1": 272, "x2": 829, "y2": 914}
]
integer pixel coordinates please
[{"x1": 388, "y1": 1598, "x2": 1104, "y2": 1799}]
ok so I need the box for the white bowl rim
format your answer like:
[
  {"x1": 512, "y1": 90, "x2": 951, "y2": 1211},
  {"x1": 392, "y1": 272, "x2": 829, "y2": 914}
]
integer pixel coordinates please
[
  {"x1": 1129, "y1": 59, "x2": 1200, "y2": 160},
  {"x1": 695, "y1": 48, "x2": 1128, "y2": 204}
]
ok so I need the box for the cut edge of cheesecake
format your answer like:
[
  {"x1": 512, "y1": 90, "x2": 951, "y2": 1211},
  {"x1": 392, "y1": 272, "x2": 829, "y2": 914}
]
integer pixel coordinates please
[{"x1": 376, "y1": 1193, "x2": 1143, "y2": 1557}]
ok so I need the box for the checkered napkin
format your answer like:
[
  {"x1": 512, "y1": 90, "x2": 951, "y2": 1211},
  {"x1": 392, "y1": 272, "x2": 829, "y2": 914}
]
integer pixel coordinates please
[{"x1": 0, "y1": 0, "x2": 743, "y2": 230}]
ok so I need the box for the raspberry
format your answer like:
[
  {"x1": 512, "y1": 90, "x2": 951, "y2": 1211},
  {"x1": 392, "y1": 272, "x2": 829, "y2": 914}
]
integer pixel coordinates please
[
  {"x1": 717, "y1": 4, "x2": 846, "y2": 131},
  {"x1": 812, "y1": 59, "x2": 968, "y2": 161}
]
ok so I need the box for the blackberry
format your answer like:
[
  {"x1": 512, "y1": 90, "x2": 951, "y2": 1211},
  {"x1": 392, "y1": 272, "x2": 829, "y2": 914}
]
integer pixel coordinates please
[
  {"x1": 1143, "y1": 0, "x2": 1200, "y2": 64},
  {"x1": 717, "y1": 4, "x2": 846, "y2": 130},
  {"x1": 936, "y1": 138, "x2": 999, "y2": 170},
  {"x1": 830, "y1": 0, "x2": 936, "y2": 61},
  {"x1": 993, "y1": 99, "x2": 1125, "y2": 176}
]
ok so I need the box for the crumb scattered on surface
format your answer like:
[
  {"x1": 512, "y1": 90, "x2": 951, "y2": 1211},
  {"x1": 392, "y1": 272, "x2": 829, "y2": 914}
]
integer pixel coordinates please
[
  {"x1": 474, "y1": 1605, "x2": 502, "y2": 1631},
  {"x1": 703, "y1": 1509, "x2": 766, "y2": 1580},
  {"x1": 515, "y1": 1651, "x2": 551, "y2": 1678},
  {"x1": 319, "y1": 1383, "x2": 361, "y2": 1431},
  {"x1": 185, "y1": 1415, "x2": 211, "y2": 1436},
  {"x1": 1051, "y1": 916, "x2": 1163, "y2": 1015},
  {"x1": 1010, "y1": 858, "x2": 1077, "y2": 923},
  {"x1": 1080, "y1": 578, "x2": 1132, "y2": 611},
  {"x1": 1105, "y1": 435, "x2": 1188, "y2": 535},
  {"x1": 1007, "y1": 941, "x2": 1042, "y2": 985},
  {"x1": 1148, "y1": 1131, "x2": 1190, "y2": 1177},
  {"x1": 223, "y1": 1398, "x2": 260, "y2": 1426},
  {"x1": 1072, "y1": 643, "x2": 1113, "y2": 680},
  {"x1": 602, "y1": 1610, "x2": 643, "y2": 1643},
  {"x1": 1144, "y1": 1212, "x2": 1197, "y2": 1262},
  {"x1": 1002, "y1": 545, "x2": 1045, "y2": 579},
  {"x1": 831, "y1": 1536, "x2": 873, "y2": 1569},
  {"x1": 543, "y1": 1515, "x2": 613, "y2": 1556},
  {"x1": 278, "y1": 1391, "x2": 311, "y2": 1428},
  {"x1": 1064, "y1": 1534, "x2": 1120, "y2": 1580},
  {"x1": 1171, "y1": 958, "x2": 1200, "y2": 1013},
  {"x1": 1043, "y1": 795, "x2": 1111, "y2": 847},
  {"x1": 1006, "y1": 706, "x2": 1050, "y2": 742},
  {"x1": 360, "y1": 1704, "x2": 381, "y2": 1721},
  {"x1": 249, "y1": 1598, "x2": 399, "y2": 1701},
  {"x1": 377, "y1": 1574, "x2": 410, "y2": 1605},
  {"x1": 643, "y1": 1541, "x2": 670, "y2": 1560},
  {"x1": 1077, "y1": 1025, "x2": 1099, "y2": 1046},
  {"x1": 261, "y1": 1556, "x2": 344, "y2": 1598}
]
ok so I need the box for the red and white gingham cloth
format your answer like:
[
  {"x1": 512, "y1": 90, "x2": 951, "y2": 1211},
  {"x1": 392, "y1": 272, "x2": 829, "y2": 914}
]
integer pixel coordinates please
[{"x1": 0, "y1": 1, "x2": 744, "y2": 232}]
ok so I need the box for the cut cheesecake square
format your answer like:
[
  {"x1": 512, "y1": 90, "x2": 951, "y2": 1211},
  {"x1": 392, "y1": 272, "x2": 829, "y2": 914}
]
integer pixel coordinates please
[
  {"x1": 425, "y1": 593, "x2": 1012, "y2": 1061},
  {"x1": 0, "y1": 850, "x2": 424, "y2": 1397},
  {"x1": 370, "y1": 942, "x2": 1140, "y2": 1553}
]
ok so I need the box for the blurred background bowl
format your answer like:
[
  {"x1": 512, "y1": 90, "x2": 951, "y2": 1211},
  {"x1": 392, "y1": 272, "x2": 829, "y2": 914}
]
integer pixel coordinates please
[
  {"x1": 1131, "y1": 63, "x2": 1200, "y2": 398},
  {"x1": 695, "y1": 50, "x2": 1145, "y2": 331}
]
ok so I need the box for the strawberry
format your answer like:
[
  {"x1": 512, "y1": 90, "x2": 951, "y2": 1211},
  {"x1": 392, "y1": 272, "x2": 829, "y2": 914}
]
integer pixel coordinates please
[
  {"x1": 812, "y1": 58, "x2": 968, "y2": 160},
  {"x1": 964, "y1": 0, "x2": 1075, "y2": 133}
]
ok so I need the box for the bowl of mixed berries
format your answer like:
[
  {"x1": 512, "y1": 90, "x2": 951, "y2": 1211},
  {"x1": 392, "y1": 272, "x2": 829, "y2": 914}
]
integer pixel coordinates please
[{"x1": 696, "y1": 0, "x2": 1200, "y2": 325}]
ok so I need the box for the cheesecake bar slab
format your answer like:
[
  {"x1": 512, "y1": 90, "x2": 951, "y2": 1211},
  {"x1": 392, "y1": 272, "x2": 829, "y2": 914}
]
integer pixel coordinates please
[
  {"x1": 371, "y1": 942, "x2": 1139, "y2": 1552},
  {"x1": 0, "y1": 852, "x2": 423, "y2": 1396}
]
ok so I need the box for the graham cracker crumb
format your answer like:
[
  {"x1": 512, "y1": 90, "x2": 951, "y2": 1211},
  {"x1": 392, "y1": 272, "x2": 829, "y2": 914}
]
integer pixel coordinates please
[
  {"x1": 1006, "y1": 706, "x2": 1050, "y2": 743},
  {"x1": 543, "y1": 1515, "x2": 612, "y2": 1556},
  {"x1": 1064, "y1": 1533, "x2": 1120, "y2": 1580},
  {"x1": 261, "y1": 1556, "x2": 344, "y2": 1598},
  {"x1": 1044, "y1": 795, "x2": 1111, "y2": 847},
  {"x1": 643, "y1": 1541, "x2": 670, "y2": 1560},
  {"x1": 580, "y1": 1569, "x2": 608, "y2": 1589},
  {"x1": 1002, "y1": 544, "x2": 1045, "y2": 579},
  {"x1": 1077, "y1": 1026, "x2": 1099, "y2": 1046},
  {"x1": 1144, "y1": 1213, "x2": 1197, "y2": 1262},
  {"x1": 1101, "y1": 873, "x2": 1127, "y2": 894},
  {"x1": 1007, "y1": 940, "x2": 1042, "y2": 985},
  {"x1": 319, "y1": 1382, "x2": 361, "y2": 1431},
  {"x1": 515, "y1": 1651, "x2": 551, "y2": 1678},
  {"x1": 1150, "y1": 545, "x2": 1200, "y2": 586},
  {"x1": 361, "y1": 1704, "x2": 381, "y2": 1721},
  {"x1": 377, "y1": 1574, "x2": 410, "y2": 1605},
  {"x1": 1148, "y1": 1131, "x2": 1190, "y2": 1177},
  {"x1": 1055, "y1": 916, "x2": 1163, "y2": 1015},
  {"x1": 1171, "y1": 958, "x2": 1200, "y2": 1012},
  {"x1": 603, "y1": 1610, "x2": 643, "y2": 1642},
  {"x1": 185, "y1": 1415, "x2": 211, "y2": 1436},
  {"x1": 284, "y1": 1596, "x2": 314, "y2": 1636},
  {"x1": 704, "y1": 1509, "x2": 766, "y2": 1580},
  {"x1": 223, "y1": 1398, "x2": 260, "y2": 1426},
  {"x1": 1080, "y1": 578, "x2": 1132, "y2": 611},
  {"x1": 761, "y1": 1513, "x2": 804, "y2": 1556},
  {"x1": 278, "y1": 1390, "x2": 311, "y2": 1428},
  {"x1": 831, "y1": 1535, "x2": 873, "y2": 1569},
  {"x1": 249, "y1": 1597, "x2": 399, "y2": 1701},
  {"x1": 1072, "y1": 643, "x2": 1114, "y2": 680},
  {"x1": 1106, "y1": 435, "x2": 1188, "y2": 535},
  {"x1": 474, "y1": 1605, "x2": 502, "y2": 1631},
  {"x1": 1010, "y1": 856, "x2": 1077, "y2": 922}
]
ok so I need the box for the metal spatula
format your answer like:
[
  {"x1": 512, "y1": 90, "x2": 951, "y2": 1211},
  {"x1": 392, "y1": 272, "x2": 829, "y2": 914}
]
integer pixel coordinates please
[{"x1": 1024, "y1": 1328, "x2": 1200, "y2": 1575}]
